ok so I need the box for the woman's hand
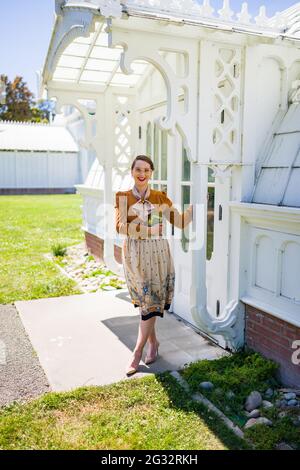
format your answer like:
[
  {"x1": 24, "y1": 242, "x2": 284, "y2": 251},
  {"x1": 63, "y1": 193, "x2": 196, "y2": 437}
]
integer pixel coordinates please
[{"x1": 187, "y1": 204, "x2": 193, "y2": 221}]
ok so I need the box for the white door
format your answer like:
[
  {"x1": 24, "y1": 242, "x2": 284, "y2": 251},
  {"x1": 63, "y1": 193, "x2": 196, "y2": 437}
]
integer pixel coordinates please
[
  {"x1": 140, "y1": 107, "x2": 195, "y2": 326},
  {"x1": 169, "y1": 132, "x2": 195, "y2": 326}
]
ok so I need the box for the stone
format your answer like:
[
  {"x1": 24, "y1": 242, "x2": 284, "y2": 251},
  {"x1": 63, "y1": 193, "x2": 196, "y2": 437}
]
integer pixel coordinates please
[
  {"x1": 276, "y1": 442, "x2": 294, "y2": 450},
  {"x1": 281, "y1": 399, "x2": 288, "y2": 407},
  {"x1": 245, "y1": 391, "x2": 263, "y2": 412},
  {"x1": 262, "y1": 400, "x2": 273, "y2": 409},
  {"x1": 244, "y1": 417, "x2": 272, "y2": 429},
  {"x1": 287, "y1": 400, "x2": 298, "y2": 407},
  {"x1": 244, "y1": 418, "x2": 258, "y2": 429},
  {"x1": 248, "y1": 409, "x2": 261, "y2": 419},
  {"x1": 279, "y1": 388, "x2": 300, "y2": 396},
  {"x1": 257, "y1": 417, "x2": 272, "y2": 426},
  {"x1": 275, "y1": 399, "x2": 282, "y2": 408},
  {"x1": 284, "y1": 392, "x2": 296, "y2": 401},
  {"x1": 199, "y1": 381, "x2": 214, "y2": 391},
  {"x1": 278, "y1": 411, "x2": 288, "y2": 419},
  {"x1": 226, "y1": 390, "x2": 235, "y2": 399},
  {"x1": 292, "y1": 417, "x2": 300, "y2": 427},
  {"x1": 265, "y1": 388, "x2": 274, "y2": 398}
]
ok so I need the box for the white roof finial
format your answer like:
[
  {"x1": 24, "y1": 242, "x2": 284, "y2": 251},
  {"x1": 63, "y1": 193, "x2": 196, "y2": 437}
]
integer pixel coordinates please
[
  {"x1": 272, "y1": 11, "x2": 288, "y2": 30},
  {"x1": 218, "y1": 0, "x2": 234, "y2": 21},
  {"x1": 255, "y1": 5, "x2": 269, "y2": 27},
  {"x1": 201, "y1": 0, "x2": 214, "y2": 18},
  {"x1": 237, "y1": 2, "x2": 251, "y2": 24}
]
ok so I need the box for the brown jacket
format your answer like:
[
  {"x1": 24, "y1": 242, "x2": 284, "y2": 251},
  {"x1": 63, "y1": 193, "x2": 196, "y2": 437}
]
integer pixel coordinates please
[{"x1": 114, "y1": 188, "x2": 193, "y2": 239}]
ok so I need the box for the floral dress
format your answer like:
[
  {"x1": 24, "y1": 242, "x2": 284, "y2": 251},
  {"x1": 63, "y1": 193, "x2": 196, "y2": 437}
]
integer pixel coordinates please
[{"x1": 119, "y1": 184, "x2": 176, "y2": 320}]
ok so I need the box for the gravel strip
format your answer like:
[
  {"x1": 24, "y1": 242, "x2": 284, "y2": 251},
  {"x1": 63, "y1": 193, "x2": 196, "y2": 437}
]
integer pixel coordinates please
[{"x1": 0, "y1": 303, "x2": 50, "y2": 408}]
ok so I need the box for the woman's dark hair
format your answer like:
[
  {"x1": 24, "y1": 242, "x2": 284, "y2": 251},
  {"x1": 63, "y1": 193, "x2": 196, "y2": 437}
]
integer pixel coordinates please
[{"x1": 131, "y1": 155, "x2": 154, "y2": 171}]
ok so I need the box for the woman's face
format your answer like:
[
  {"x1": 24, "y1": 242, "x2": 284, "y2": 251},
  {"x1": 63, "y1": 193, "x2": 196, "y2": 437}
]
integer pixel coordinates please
[{"x1": 131, "y1": 160, "x2": 152, "y2": 189}]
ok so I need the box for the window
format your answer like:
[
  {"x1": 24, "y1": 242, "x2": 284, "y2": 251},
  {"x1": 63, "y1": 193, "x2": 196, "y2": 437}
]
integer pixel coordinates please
[
  {"x1": 146, "y1": 122, "x2": 152, "y2": 157},
  {"x1": 181, "y1": 147, "x2": 191, "y2": 252},
  {"x1": 146, "y1": 121, "x2": 168, "y2": 192},
  {"x1": 207, "y1": 167, "x2": 215, "y2": 260}
]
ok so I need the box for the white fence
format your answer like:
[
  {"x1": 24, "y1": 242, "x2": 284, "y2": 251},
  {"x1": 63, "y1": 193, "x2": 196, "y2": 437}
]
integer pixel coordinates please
[{"x1": 0, "y1": 150, "x2": 82, "y2": 191}]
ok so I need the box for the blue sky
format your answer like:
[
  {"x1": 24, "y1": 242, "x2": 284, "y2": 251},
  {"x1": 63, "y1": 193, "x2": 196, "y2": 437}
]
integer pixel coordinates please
[{"x1": 0, "y1": 0, "x2": 298, "y2": 99}]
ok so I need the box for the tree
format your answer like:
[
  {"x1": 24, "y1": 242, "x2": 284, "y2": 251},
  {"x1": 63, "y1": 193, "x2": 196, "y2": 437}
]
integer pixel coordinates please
[{"x1": 0, "y1": 75, "x2": 49, "y2": 123}]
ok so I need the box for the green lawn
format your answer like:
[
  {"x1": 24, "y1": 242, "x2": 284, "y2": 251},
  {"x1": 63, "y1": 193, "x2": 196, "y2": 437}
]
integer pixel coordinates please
[
  {"x1": 0, "y1": 194, "x2": 84, "y2": 304},
  {"x1": 0, "y1": 373, "x2": 248, "y2": 450},
  {"x1": 1, "y1": 195, "x2": 297, "y2": 450}
]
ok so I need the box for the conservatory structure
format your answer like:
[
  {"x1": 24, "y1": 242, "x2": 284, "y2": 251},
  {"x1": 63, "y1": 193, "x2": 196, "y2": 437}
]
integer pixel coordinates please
[{"x1": 41, "y1": 0, "x2": 300, "y2": 386}]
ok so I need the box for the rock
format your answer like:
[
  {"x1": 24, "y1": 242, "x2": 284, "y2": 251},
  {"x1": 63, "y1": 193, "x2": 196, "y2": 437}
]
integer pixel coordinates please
[
  {"x1": 200, "y1": 381, "x2": 214, "y2": 391},
  {"x1": 276, "y1": 442, "x2": 294, "y2": 450},
  {"x1": 278, "y1": 411, "x2": 288, "y2": 419},
  {"x1": 244, "y1": 417, "x2": 272, "y2": 429},
  {"x1": 244, "y1": 418, "x2": 258, "y2": 429},
  {"x1": 265, "y1": 388, "x2": 274, "y2": 398},
  {"x1": 245, "y1": 391, "x2": 263, "y2": 412},
  {"x1": 275, "y1": 399, "x2": 282, "y2": 408},
  {"x1": 287, "y1": 400, "x2": 298, "y2": 407},
  {"x1": 292, "y1": 417, "x2": 300, "y2": 427},
  {"x1": 248, "y1": 409, "x2": 261, "y2": 419},
  {"x1": 284, "y1": 392, "x2": 296, "y2": 401},
  {"x1": 262, "y1": 400, "x2": 273, "y2": 409},
  {"x1": 281, "y1": 399, "x2": 288, "y2": 407},
  {"x1": 226, "y1": 391, "x2": 235, "y2": 399},
  {"x1": 257, "y1": 417, "x2": 273, "y2": 426},
  {"x1": 279, "y1": 388, "x2": 300, "y2": 396}
]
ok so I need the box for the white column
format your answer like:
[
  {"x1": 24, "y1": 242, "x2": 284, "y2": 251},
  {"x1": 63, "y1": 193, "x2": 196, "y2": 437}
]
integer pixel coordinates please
[{"x1": 102, "y1": 89, "x2": 124, "y2": 276}]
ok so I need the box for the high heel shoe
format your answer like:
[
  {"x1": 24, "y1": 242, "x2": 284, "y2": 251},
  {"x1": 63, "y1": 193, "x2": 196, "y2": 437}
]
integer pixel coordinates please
[
  {"x1": 126, "y1": 350, "x2": 142, "y2": 376},
  {"x1": 145, "y1": 342, "x2": 160, "y2": 365}
]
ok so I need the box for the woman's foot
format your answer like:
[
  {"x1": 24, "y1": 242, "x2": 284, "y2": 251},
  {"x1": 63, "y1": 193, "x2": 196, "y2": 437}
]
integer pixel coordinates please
[
  {"x1": 126, "y1": 349, "x2": 143, "y2": 376},
  {"x1": 145, "y1": 341, "x2": 160, "y2": 365}
]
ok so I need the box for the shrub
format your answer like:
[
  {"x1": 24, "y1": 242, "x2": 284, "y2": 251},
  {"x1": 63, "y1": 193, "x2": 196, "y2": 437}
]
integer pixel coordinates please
[{"x1": 51, "y1": 243, "x2": 67, "y2": 257}]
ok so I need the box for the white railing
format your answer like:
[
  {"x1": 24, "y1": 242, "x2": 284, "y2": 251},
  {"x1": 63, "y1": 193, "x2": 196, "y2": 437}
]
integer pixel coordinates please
[
  {"x1": 124, "y1": 0, "x2": 287, "y2": 29},
  {"x1": 61, "y1": 0, "x2": 291, "y2": 31}
]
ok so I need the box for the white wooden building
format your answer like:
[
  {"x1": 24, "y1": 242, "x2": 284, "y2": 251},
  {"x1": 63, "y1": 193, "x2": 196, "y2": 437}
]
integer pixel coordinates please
[
  {"x1": 41, "y1": 0, "x2": 300, "y2": 386},
  {"x1": 0, "y1": 120, "x2": 80, "y2": 194}
]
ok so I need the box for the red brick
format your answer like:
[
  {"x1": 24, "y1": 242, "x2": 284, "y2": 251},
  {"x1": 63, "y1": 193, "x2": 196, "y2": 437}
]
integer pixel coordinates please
[{"x1": 84, "y1": 231, "x2": 123, "y2": 265}]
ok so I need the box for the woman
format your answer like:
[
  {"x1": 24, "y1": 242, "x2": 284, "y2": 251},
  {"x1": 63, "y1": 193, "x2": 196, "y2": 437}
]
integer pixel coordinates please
[{"x1": 114, "y1": 155, "x2": 193, "y2": 375}]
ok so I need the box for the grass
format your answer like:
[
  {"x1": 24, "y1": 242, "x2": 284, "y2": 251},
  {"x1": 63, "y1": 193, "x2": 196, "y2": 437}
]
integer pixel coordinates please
[
  {"x1": 0, "y1": 373, "x2": 248, "y2": 450},
  {"x1": 51, "y1": 243, "x2": 68, "y2": 257},
  {"x1": 0, "y1": 194, "x2": 84, "y2": 304},
  {"x1": 181, "y1": 351, "x2": 300, "y2": 450}
]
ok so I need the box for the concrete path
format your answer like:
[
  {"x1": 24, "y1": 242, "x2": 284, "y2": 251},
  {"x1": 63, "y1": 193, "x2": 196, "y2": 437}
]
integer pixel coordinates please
[
  {"x1": 15, "y1": 289, "x2": 227, "y2": 392},
  {"x1": 0, "y1": 304, "x2": 50, "y2": 407}
]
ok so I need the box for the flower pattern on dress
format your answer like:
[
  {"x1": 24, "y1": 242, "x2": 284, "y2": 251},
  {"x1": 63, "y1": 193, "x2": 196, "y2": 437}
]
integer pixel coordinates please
[{"x1": 121, "y1": 238, "x2": 175, "y2": 320}]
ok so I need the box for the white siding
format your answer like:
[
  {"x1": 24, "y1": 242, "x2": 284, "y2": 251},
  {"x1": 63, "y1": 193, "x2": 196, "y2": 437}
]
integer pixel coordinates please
[{"x1": 0, "y1": 151, "x2": 80, "y2": 189}]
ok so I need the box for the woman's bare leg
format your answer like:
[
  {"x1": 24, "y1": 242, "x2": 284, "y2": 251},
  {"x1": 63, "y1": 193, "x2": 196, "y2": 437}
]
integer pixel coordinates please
[
  {"x1": 147, "y1": 317, "x2": 158, "y2": 344},
  {"x1": 134, "y1": 315, "x2": 156, "y2": 353},
  {"x1": 127, "y1": 311, "x2": 157, "y2": 372}
]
